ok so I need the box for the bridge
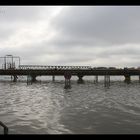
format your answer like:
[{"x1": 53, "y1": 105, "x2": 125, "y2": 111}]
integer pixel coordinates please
[
  {"x1": 0, "y1": 55, "x2": 140, "y2": 88},
  {"x1": 0, "y1": 65, "x2": 140, "y2": 88}
]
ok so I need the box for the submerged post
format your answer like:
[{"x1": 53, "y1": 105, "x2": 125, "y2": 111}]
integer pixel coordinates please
[{"x1": 64, "y1": 71, "x2": 72, "y2": 89}]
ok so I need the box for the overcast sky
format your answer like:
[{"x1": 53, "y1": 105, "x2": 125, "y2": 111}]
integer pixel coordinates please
[{"x1": 0, "y1": 6, "x2": 140, "y2": 67}]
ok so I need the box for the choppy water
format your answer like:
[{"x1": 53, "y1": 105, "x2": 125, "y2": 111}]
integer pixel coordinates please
[{"x1": 1, "y1": 76, "x2": 140, "y2": 134}]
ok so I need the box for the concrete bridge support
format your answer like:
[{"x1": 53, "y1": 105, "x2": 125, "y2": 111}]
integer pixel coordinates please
[
  {"x1": 64, "y1": 79, "x2": 71, "y2": 89},
  {"x1": 77, "y1": 75, "x2": 84, "y2": 84},
  {"x1": 94, "y1": 75, "x2": 98, "y2": 83},
  {"x1": 31, "y1": 75, "x2": 37, "y2": 82},
  {"x1": 52, "y1": 75, "x2": 55, "y2": 82},
  {"x1": 139, "y1": 75, "x2": 140, "y2": 83},
  {"x1": 124, "y1": 75, "x2": 131, "y2": 84},
  {"x1": 104, "y1": 75, "x2": 110, "y2": 87},
  {"x1": 64, "y1": 72, "x2": 72, "y2": 89},
  {"x1": 27, "y1": 75, "x2": 32, "y2": 85},
  {"x1": 13, "y1": 75, "x2": 18, "y2": 82}
]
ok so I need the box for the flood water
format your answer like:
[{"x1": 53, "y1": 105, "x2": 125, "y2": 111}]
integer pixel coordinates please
[{"x1": 0, "y1": 76, "x2": 140, "y2": 134}]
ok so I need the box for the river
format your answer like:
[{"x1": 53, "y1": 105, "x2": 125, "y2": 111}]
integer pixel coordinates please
[{"x1": 0, "y1": 76, "x2": 140, "y2": 134}]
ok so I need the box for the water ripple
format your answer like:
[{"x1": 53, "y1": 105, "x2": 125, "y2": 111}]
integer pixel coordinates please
[{"x1": 0, "y1": 79, "x2": 140, "y2": 134}]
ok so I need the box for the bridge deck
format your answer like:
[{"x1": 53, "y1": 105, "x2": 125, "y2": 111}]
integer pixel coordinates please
[{"x1": 0, "y1": 69, "x2": 140, "y2": 76}]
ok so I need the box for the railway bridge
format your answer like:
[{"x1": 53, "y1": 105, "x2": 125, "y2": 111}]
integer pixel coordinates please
[
  {"x1": 0, "y1": 55, "x2": 140, "y2": 88},
  {"x1": 0, "y1": 65, "x2": 140, "y2": 88}
]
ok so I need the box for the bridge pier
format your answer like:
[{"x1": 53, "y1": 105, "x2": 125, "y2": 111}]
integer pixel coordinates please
[
  {"x1": 77, "y1": 75, "x2": 84, "y2": 84},
  {"x1": 104, "y1": 75, "x2": 110, "y2": 87},
  {"x1": 124, "y1": 75, "x2": 131, "y2": 84},
  {"x1": 64, "y1": 72, "x2": 72, "y2": 89},
  {"x1": 139, "y1": 75, "x2": 140, "y2": 83},
  {"x1": 11, "y1": 75, "x2": 12, "y2": 81},
  {"x1": 52, "y1": 75, "x2": 55, "y2": 82},
  {"x1": 27, "y1": 75, "x2": 32, "y2": 85},
  {"x1": 94, "y1": 75, "x2": 98, "y2": 83},
  {"x1": 31, "y1": 75, "x2": 37, "y2": 82},
  {"x1": 64, "y1": 79, "x2": 71, "y2": 89},
  {"x1": 13, "y1": 75, "x2": 18, "y2": 82}
]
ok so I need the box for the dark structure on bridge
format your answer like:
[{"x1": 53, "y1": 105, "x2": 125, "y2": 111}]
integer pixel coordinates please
[{"x1": 1, "y1": 55, "x2": 140, "y2": 88}]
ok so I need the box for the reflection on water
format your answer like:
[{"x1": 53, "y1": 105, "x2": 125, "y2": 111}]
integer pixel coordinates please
[{"x1": 0, "y1": 76, "x2": 140, "y2": 134}]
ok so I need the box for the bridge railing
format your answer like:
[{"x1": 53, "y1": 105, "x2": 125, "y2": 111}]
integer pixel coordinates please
[
  {"x1": 19, "y1": 65, "x2": 92, "y2": 70},
  {"x1": 2, "y1": 64, "x2": 140, "y2": 71}
]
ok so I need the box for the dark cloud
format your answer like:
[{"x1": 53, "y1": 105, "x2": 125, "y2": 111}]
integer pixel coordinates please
[
  {"x1": 0, "y1": 6, "x2": 140, "y2": 67},
  {"x1": 51, "y1": 6, "x2": 140, "y2": 45}
]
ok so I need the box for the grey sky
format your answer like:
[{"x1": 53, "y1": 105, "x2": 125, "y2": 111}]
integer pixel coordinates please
[{"x1": 0, "y1": 6, "x2": 140, "y2": 67}]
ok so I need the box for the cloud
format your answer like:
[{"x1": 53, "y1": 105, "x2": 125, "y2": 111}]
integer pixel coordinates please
[
  {"x1": 0, "y1": 6, "x2": 140, "y2": 68},
  {"x1": 0, "y1": 6, "x2": 60, "y2": 44},
  {"x1": 51, "y1": 6, "x2": 140, "y2": 45},
  {"x1": 0, "y1": 6, "x2": 51, "y2": 22}
]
